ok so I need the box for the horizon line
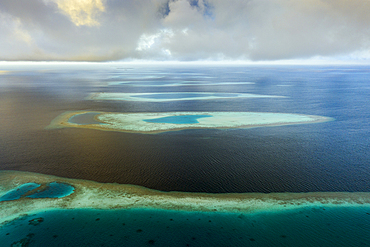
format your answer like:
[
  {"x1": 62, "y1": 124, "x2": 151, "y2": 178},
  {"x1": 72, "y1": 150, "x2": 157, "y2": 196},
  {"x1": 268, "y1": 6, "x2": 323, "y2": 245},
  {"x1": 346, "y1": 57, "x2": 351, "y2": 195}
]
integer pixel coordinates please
[{"x1": 1, "y1": 59, "x2": 370, "y2": 66}]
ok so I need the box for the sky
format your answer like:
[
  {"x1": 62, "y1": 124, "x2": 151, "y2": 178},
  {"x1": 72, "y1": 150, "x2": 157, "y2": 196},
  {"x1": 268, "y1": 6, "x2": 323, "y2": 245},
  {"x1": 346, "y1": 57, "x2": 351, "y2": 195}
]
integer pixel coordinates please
[{"x1": 1, "y1": 0, "x2": 370, "y2": 63}]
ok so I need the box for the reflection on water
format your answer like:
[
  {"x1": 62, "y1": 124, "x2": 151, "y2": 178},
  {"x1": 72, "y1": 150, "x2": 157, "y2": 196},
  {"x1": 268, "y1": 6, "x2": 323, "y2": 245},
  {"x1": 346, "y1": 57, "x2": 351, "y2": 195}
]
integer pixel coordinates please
[
  {"x1": 1, "y1": 64, "x2": 370, "y2": 247},
  {"x1": 0, "y1": 64, "x2": 369, "y2": 193}
]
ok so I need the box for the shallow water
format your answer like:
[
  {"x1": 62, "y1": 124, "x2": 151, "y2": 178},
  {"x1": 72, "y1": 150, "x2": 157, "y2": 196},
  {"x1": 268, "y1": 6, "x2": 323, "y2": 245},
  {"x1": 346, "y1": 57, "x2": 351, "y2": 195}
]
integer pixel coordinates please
[
  {"x1": 0, "y1": 183, "x2": 40, "y2": 202},
  {"x1": 0, "y1": 182, "x2": 74, "y2": 201},
  {"x1": 143, "y1": 115, "x2": 212, "y2": 124},
  {"x1": 68, "y1": 113, "x2": 102, "y2": 125},
  {"x1": 1, "y1": 64, "x2": 369, "y2": 246},
  {"x1": 1, "y1": 206, "x2": 370, "y2": 246},
  {"x1": 26, "y1": 182, "x2": 75, "y2": 199}
]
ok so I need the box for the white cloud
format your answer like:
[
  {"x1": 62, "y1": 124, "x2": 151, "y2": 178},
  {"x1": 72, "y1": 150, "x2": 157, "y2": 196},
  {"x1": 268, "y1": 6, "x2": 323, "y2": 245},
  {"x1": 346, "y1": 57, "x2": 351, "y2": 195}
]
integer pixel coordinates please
[
  {"x1": 0, "y1": 0, "x2": 370, "y2": 62},
  {"x1": 54, "y1": 0, "x2": 106, "y2": 26},
  {"x1": 0, "y1": 11, "x2": 41, "y2": 60},
  {"x1": 136, "y1": 29, "x2": 174, "y2": 51}
]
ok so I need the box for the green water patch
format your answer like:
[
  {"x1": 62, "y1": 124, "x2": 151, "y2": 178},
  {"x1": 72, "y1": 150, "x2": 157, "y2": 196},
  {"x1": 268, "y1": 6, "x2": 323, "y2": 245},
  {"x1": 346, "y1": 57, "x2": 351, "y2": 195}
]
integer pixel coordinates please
[
  {"x1": 26, "y1": 182, "x2": 75, "y2": 199},
  {"x1": 1, "y1": 206, "x2": 370, "y2": 246},
  {"x1": 0, "y1": 183, "x2": 41, "y2": 202},
  {"x1": 143, "y1": 115, "x2": 212, "y2": 124}
]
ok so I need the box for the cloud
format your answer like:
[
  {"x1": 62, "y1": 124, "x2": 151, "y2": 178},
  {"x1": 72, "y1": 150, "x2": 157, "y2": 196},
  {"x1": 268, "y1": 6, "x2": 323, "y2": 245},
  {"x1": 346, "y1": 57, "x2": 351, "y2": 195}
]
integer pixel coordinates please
[
  {"x1": 0, "y1": 12, "x2": 39, "y2": 60},
  {"x1": 54, "y1": 0, "x2": 105, "y2": 26},
  {"x1": 0, "y1": 0, "x2": 370, "y2": 62}
]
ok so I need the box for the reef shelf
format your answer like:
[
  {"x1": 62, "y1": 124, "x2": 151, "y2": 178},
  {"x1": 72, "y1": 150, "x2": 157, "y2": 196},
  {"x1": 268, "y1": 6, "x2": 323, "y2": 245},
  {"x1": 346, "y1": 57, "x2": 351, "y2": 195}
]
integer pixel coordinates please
[{"x1": 46, "y1": 111, "x2": 333, "y2": 134}]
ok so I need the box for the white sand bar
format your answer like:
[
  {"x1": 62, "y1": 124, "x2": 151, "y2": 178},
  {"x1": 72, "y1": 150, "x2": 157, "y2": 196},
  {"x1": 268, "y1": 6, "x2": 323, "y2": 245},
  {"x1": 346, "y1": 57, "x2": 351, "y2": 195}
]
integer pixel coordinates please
[
  {"x1": 47, "y1": 111, "x2": 333, "y2": 134},
  {"x1": 88, "y1": 92, "x2": 284, "y2": 102},
  {"x1": 108, "y1": 82, "x2": 255, "y2": 87},
  {"x1": 0, "y1": 171, "x2": 369, "y2": 225}
]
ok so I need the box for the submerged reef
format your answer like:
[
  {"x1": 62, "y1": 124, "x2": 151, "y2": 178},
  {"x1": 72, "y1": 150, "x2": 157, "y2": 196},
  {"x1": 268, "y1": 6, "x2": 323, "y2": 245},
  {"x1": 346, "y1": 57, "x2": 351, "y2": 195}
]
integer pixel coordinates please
[
  {"x1": 0, "y1": 170, "x2": 369, "y2": 226},
  {"x1": 46, "y1": 111, "x2": 333, "y2": 134},
  {"x1": 87, "y1": 92, "x2": 284, "y2": 102}
]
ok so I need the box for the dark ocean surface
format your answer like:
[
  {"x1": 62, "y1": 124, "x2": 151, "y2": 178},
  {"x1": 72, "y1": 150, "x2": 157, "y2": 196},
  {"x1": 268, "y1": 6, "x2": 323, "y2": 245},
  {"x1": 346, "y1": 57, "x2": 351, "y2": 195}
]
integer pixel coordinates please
[{"x1": 0, "y1": 64, "x2": 369, "y2": 193}]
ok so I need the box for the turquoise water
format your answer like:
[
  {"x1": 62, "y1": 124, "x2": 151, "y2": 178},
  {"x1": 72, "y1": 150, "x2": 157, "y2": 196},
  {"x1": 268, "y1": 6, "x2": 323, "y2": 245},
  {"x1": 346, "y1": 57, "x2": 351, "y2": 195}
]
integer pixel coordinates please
[
  {"x1": 0, "y1": 182, "x2": 74, "y2": 202},
  {"x1": 0, "y1": 183, "x2": 40, "y2": 202},
  {"x1": 144, "y1": 115, "x2": 212, "y2": 124},
  {"x1": 3, "y1": 65, "x2": 370, "y2": 193},
  {"x1": 2, "y1": 65, "x2": 370, "y2": 246},
  {"x1": 1, "y1": 206, "x2": 370, "y2": 246},
  {"x1": 68, "y1": 113, "x2": 102, "y2": 125},
  {"x1": 26, "y1": 182, "x2": 75, "y2": 199}
]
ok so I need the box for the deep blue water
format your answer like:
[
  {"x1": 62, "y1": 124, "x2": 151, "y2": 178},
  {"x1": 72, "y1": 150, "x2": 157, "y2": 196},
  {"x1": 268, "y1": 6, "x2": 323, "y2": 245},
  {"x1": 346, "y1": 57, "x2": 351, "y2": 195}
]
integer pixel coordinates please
[
  {"x1": 1, "y1": 206, "x2": 370, "y2": 246},
  {"x1": 144, "y1": 115, "x2": 212, "y2": 124},
  {"x1": 0, "y1": 64, "x2": 369, "y2": 193},
  {"x1": 1, "y1": 64, "x2": 370, "y2": 246}
]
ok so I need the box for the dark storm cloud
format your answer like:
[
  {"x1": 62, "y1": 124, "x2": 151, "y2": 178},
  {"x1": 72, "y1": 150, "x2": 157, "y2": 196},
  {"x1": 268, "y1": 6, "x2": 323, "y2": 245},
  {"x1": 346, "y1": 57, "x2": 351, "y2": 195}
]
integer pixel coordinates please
[{"x1": 0, "y1": 0, "x2": 369, "y2": 61}]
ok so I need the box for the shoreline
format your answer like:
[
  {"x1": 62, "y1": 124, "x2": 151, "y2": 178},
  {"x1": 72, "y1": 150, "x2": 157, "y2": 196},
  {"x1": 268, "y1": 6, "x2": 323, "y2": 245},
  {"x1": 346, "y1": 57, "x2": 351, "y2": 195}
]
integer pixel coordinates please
[{"x1": 1, "y1": 170, "x2": 369, "y2": 225}]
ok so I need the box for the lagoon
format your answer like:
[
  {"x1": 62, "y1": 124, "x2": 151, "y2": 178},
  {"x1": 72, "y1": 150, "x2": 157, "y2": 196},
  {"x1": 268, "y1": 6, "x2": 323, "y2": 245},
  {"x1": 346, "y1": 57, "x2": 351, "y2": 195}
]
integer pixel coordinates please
[
  {"x1": 1, "y1": 206, "x2": 370, "y2": 247},
  {"x1": 0, "y1": 183, "x2": 41, "y2": 202},
  {"x1": 26, "y1": 182, "x2": 75, "y2": 199},
  {"x1": 47, "y1": 111, "x2": 332, "y2": 134},
  {"x1": 143, "y1": 115, "x2": 212, "y2": 124}
]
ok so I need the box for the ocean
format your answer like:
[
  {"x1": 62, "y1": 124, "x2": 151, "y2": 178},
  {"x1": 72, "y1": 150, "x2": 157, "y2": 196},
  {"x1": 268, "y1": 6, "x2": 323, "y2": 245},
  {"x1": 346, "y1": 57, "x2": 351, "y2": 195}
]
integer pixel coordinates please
[{"x1": 0, "y1": 63, "x2": 369, "y2": 246}]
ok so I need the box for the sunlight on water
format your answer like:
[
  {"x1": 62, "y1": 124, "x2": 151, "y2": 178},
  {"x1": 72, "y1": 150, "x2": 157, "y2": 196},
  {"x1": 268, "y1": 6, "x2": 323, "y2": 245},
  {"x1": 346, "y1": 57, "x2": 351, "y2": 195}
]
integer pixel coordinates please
[{"x1": 1, "y1": 64, "x2": 370, "y2": 246}]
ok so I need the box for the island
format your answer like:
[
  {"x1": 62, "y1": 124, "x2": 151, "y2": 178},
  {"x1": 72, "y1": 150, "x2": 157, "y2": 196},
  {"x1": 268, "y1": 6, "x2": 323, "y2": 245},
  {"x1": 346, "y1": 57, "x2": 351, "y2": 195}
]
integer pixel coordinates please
[{"x1": 46, "y1": 111, "x2": 333, "y2": 134}]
